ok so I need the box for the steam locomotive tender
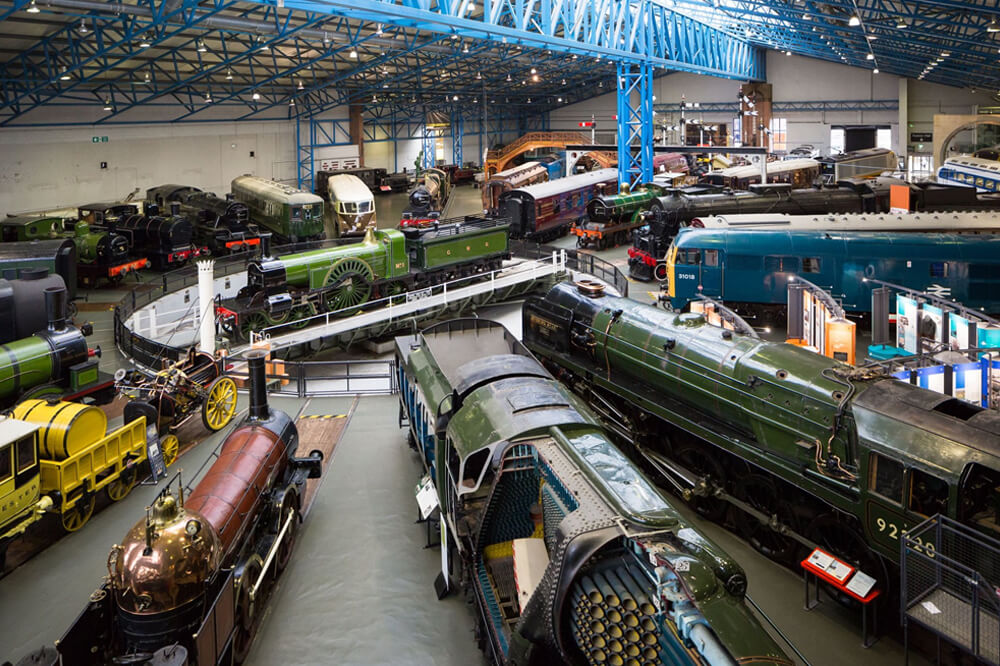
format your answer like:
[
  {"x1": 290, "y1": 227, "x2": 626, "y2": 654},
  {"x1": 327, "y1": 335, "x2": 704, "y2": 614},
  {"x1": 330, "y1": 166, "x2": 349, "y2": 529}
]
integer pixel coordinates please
[
  {"x1": 396, "y1": 317, "x2": 793, "y2": 666},
  {"x1": 53, "y1": 351, "x2": 323, "y2": 665},
  {"x1": 216, "y1": 217, "x2": 510, "y2": 340},
  {"x1": 523, "y1": 281, "x2": 1000, "y2": 602}
]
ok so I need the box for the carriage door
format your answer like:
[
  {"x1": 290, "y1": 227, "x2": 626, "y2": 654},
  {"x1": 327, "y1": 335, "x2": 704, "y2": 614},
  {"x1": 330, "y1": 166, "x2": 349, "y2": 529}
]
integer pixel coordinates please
[{"x1": 700, "y1": 249, "x2": 724, "y2": 298}]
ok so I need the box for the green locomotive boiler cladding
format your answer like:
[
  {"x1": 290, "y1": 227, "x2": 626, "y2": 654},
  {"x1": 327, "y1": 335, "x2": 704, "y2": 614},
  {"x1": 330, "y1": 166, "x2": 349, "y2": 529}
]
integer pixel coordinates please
[
  {"x1": 225, "y1": 219, "x2": 510, "y2": 338},
  {"x1": 523, "y1": 281, "x2": 1000, "y2": 594}
]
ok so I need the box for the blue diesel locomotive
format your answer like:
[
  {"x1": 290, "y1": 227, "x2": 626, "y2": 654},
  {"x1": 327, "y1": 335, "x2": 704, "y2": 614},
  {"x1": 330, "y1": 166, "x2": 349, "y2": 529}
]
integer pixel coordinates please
[{"x1": 664, "y1": 227, "x2": 1000, "y2": 317}]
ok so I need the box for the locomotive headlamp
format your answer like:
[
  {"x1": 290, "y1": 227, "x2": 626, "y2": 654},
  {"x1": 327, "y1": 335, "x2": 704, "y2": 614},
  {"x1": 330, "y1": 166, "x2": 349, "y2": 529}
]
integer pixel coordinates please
[{"x1": 185, "y1": 519, "x2": 202, "y2": 537}]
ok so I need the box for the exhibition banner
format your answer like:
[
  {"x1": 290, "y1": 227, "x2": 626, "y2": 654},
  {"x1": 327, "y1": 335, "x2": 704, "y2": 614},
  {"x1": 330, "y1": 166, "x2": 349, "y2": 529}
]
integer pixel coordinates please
[
  {"x1": 949, "y1": 313, "x2": 973, "y2": 352},
  {"x1": 897, "y1": 295, "x2": 919, "y2": 353},
  {"x1": 920, "y1": 304, "x2": 944, "y2": 352}
]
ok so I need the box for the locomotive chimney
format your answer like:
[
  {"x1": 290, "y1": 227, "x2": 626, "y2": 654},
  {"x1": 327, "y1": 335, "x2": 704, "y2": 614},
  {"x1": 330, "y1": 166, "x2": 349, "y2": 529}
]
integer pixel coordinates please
[
  {"x1": 44, "y1": 286, "x2": 66, "y2": 331},
  {"x1": 247, "y1": 349, "x2": 270, "y2": 420},
  {"x1": 170, "y1": 202, "x2": 180, "y2": 216},
  {"x1": 143, "y1": 201, "x2": 158, "y2": 216},
  {"x1": 260, "y1": 233, "x2": 272, "y2": 259}
]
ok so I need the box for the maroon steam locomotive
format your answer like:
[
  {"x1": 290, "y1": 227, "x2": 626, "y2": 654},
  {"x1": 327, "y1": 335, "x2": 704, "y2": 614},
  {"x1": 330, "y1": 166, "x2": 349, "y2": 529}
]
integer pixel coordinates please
[{"x1": 44, "y1": 351, "x2": 322, "y2": 665}]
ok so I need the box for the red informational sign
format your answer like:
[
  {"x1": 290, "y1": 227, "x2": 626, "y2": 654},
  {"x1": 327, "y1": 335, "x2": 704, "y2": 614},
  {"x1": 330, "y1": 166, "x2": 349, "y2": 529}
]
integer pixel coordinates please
[{"x1": 578, "y1": 121, "x2": 594, "y2": 128}]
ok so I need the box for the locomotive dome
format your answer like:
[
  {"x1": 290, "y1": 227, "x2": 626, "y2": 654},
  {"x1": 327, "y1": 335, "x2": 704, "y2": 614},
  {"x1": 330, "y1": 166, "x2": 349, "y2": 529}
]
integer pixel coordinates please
[{"x1": 112, "y1": 493, "x2": 222, "y2": 615}]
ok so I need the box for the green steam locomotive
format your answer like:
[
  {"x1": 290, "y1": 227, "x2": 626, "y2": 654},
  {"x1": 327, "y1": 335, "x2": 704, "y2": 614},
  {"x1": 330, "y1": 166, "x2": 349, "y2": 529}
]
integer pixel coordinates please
[
  {"x1": 216, "y1": 217, "x2": 510, "y2": 340},
  {"x1": 523, "y1": 281, "x2": 1000, "y2": 601},
  {"x1": 230, "y1": 175, "x2": 325, "y2": 243},
  {"x1": 396, "y1": 317, "x2": 792, "y2": 666}
]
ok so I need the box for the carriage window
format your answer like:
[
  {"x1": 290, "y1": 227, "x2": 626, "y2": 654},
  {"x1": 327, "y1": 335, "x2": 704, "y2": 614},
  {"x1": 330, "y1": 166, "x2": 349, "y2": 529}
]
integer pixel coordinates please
[
  {"x1": 909, "y1": 469, "x2": 949, "y2": 517},
  {"x1": 0, "y1": 445, "x2": 10, "y2": 482},
  {"x1": 679, "y1": 250, "x2": 700, "y2": 265},
  {"x1": 291, "y1": 206, "x2": 302, "y2": 220},
  {"x1": 870, "y1": 453, "x2": 903, "y2": 503},
  {"x1": 703, "y1": 250, "x2": 720, "y2": 267},
  {"x1": 460, "y1": 447, "x2": 491, "y2": 492},
  {"x1": 930, "y1": 262, "x2": 949, "y2": 278},
  {"x1": 802, "y1": 257, "x2": 821, "y2": 273},
  {"x1": 960, "y1": 464, "x2": 1000, "y2": 534},
  {"x1": 15, "y1": 435, "x2": 35, "y2": 473},
  {"x1": 764, "y1": 256, "x2": 800, "y2": 272}
]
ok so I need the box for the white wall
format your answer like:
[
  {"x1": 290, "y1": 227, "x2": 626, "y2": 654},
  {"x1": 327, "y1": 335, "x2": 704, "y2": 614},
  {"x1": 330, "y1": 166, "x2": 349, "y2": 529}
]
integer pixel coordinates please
[
  {"x1": 550, "y1": 52, "x2": 903, "y2": 156},
  {"x1": 0, "y1": 121, "x2": 296, "y2": 215}
]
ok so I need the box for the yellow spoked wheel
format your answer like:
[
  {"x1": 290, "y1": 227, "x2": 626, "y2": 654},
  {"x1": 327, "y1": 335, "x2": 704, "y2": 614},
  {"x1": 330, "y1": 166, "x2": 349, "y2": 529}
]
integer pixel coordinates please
[
  {"x1": 160, "y1": 434, "x2": 180, "y2": 466},
  {"x1": 266, "y1": 309, "x2": 290, "y2": 326},
  {"x1": 61, "y1": 493, "x2": 96, "y2": 532},
  {"x1": 105, "y1": 464, "x2": 137, "y2": 502},
  {"x1": 202, "y1": 376, "x2": 238, "y2": 432}
]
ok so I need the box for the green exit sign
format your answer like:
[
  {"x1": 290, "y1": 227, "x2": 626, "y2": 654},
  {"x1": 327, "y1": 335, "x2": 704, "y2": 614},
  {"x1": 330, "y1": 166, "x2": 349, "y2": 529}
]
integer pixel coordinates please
[{"x1": 91, "y1": 136, "x2": 108, "y2": 143}]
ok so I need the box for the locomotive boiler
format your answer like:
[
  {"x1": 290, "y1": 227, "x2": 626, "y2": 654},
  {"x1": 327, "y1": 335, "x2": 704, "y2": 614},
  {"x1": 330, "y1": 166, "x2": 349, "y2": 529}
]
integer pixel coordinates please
[
  {"x1": 523, "y1": 281, "x2": 1000, "y2": 602},
  {"x1": 571, "y1": 186, "x2": 660, "y2": 249},
  {"x1": 405, "y1": 167, "x2": 450, "y2": 216},
  {"x1": 396, "y1": 317, "x2": 793, "y2": 666},
  {"x1": 0, "y1": 286, "x2": 110, "y2": 407},
  {"x1": 51, "y1": 351, "x2": 323, "y2": 665}
]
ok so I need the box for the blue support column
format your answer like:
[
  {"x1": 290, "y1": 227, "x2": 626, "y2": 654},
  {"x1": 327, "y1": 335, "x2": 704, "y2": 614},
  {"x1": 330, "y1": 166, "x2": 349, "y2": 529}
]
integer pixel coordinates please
[
  {"x1": 422, "y1": 123, "x2": 435, "y2": 170},
  {"x1": 616, "y1": 61, "x2": 654, "y2": 188},
  {"x1": 452, "y1": 112, "x2": 463, "y2": 166}
]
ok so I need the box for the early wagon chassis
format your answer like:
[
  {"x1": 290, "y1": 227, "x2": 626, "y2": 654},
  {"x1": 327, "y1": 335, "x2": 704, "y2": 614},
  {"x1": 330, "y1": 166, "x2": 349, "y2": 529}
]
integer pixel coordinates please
[{"x1": 115, "y1": 348, "x2": 238, "y2": 464}]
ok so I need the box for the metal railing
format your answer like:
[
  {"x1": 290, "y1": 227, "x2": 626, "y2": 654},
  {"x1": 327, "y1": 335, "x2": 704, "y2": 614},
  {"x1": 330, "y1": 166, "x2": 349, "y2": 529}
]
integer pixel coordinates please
[
  {"x1": 510, "y1": 239, "x2": 630, "y2": 297},
  {"x1": 902, "y1": 514, "x2": 1000, "y2": 665},
  {"x1": 115, "y1": 235, "x2": 629, "y2": 373},
  {"x1": 225, "y1": 358, "x2": 398, "y2": 397}
]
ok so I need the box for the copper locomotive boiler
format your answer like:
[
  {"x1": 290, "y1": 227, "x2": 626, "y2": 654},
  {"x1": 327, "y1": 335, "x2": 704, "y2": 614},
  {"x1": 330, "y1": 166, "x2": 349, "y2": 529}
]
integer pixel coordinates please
[{"x1": 46, "y1": 350, "x2": 322, "y2": 666}]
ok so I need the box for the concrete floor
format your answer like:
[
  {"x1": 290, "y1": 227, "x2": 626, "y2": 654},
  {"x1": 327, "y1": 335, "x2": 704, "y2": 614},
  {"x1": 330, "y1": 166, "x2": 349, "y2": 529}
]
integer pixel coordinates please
[{"x1": 0, "y1": 184, "x2": 929, "y2": 665}]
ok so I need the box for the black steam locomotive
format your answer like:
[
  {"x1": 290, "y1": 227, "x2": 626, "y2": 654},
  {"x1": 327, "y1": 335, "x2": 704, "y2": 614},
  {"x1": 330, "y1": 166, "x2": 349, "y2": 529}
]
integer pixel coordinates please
[
  {"x1": 119, "y1": 203, "x2": 202, "y2": 271},
  {"x1": 145, "y1": 185, "x2": 262, "y2": 256}
]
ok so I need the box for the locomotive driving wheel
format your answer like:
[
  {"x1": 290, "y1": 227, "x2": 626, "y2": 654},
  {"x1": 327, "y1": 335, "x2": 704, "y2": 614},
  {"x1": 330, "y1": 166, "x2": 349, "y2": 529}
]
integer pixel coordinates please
[
  {"x1": 61, "y1": 493, "x2": 96, "y2": 532},
  {"x1": 239, "y1": 312, "x2": 270, "y2": 341},
  {"x1": 288, "y1": 302, "x2": 317, "y2": 329},
  {"x1": 323, "y1": 257, "x2": 374, "y2": 312},
  {"x1": 202, "y1": 376, "x2": 238, "y2": 432},
  {"x1": 734, "y1": 474, "x2": 799, "y2": 563},
  {"x1": 160, "y1": 434, "x2": 180, "y2": 466},
  {"x1": 233, "y1": 555, "x2": 264, "y2": 664},
  {"x1": 105, "y1": 463, "x2": 138, "y2": 502},
  {"x1": 275, "y1": 491, "x2": 301, "y2": 573}
]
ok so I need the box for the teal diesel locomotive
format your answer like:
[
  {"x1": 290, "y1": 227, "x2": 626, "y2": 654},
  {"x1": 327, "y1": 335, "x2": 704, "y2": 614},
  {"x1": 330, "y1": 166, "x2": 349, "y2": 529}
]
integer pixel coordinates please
[{"x1": 396, "y1": 316, "x2": 793, "y2": 666}]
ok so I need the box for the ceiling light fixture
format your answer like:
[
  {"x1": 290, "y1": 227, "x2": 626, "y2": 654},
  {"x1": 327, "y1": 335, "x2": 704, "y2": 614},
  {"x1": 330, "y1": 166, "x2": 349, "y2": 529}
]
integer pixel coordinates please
[
  {"x1": 561, "y1": 78, "x2": 566, "y2": 85},
  {"x1": 526, "y1": 97, "x2": 531, "y2": 103},
  {"x1": 139, "y1": 35, "x2": 151, "y2": 48},
  {"x1": 476, "y1": 71, "x2": 482, "y2": 79},
  {"x1": 463, "y1": 44, "x2": 469, "y2": 53},
  {"x1": 988, "y1": 18, "x2": 1000, "y2": 33},
  {"x1": 376, "y1": 23, "x2": 383, "y2": 36},
  {"x1": 896, "y1": 18, "x2": 907, "y2": 29},
  {"x1": 103, "y1": 99, "x2": 113, "y2": 111},
  {"x1": 873, "y1": 67, "x2": 879, "y2": 74},
  {"x1": 197, "y1": 40, "x2": 207, "y2": 53},
  {"x1": 848, "y1": 14, "x2": 860, "y2": 26},
  {"x1": 26, "y1": 0, "x2": 39, "y2": 13},
  {"x1": 506, "y1": 73, "x2": 512, "y2": 82},
  {"x1": 557, "y1": 97, "x2": 563, "y2": 102},
  {"x1": 298, "y1": 79, "x2": 304, "y2": 90},
  {"x1": 786, "y1": 50, "x2": 792, "y2": 56},
  {"x1": 866, "y1": 52, "x2": 875, "y2": 60},
  {"x1": 451, "y1": 33, "x2": 458, "y2": 40},
  {"x1": 226, "y1": 69, "x2": 233, "y2": 80},
  {"x1": 78, "y1": 19, "x2": 88, "y2": 34},
  {"x1": 289, "y1": 99, "x2": 296, "y2": 107},
  {"x1": 323, "y1": 33, "x2": 330, "y2": 47},
  {"x1": 252, "y1": 91, "x2": 260, "y2": 100},
  {"x1": 453, "y1": 94, "x2": 458, "y2": 101},
  {"x1": 941, "y1": 51, "x2": 950, "y2": 57},
  {"x1": 349, "y1": 48, "x2": 358, "y2": 58},
  {"x1": 204, "y1": 91, "x2": 212, "y2": 102},
  {"x1": 532, "y1": 74, "x2": 539, "y2": 82},
  {"x1": 530, "y1": 67, "x2": 537, "y2": 74},
  {"x1": 59, "y1": 66, "x2": 71, "y2": 81}
]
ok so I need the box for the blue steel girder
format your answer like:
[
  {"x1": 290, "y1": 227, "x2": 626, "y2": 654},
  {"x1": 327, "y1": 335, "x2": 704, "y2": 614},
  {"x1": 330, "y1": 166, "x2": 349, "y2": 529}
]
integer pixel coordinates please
[
  {"x1": 616, "y1": 61, "x2": 652, "y2": 189},
  {"x1": 451, "y1": 112, "x2": 463, "y2": 165},
  {"x1": 667, "y1": 0, "x2": 1000, "y2": 88},
  {"x1": 0, "y1": 0, "x2": 241, "y2": 124},
  {"x1": 253, "y1": 0, "x2": 764, "y2": 81}
]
